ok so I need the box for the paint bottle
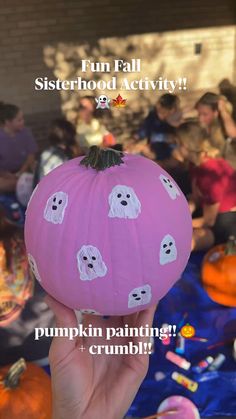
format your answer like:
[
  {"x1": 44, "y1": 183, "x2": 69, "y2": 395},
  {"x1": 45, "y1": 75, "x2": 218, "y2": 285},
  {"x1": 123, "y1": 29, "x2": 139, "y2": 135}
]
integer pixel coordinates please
[
  {"x1": 10, "y1": 202, "x2": 22, "y2": 222},
  {"x1": 161, "y1": 323, "x2": 170, "y2": 345},
  {"x1": 233, "y1": 339, "x2": 236, "y2": 361},
  {"x1": 208, "y1": 353, "x2": 226, "y2": 371},
  {"x1": 192, "y1": 356, "x2": 214, "y2": 373},
  {"x1": 175, "y1": 333, "x2": 185, "y2": 354},
  {"x1": 166, "y1": 350, "x2": 191, "y2": 370},
  {"x1": 171, "y1": 371, "x2": 198, "y2": 392},
  {"x1": 149, "y1": 336, "x2": 155, "y2": 354}
]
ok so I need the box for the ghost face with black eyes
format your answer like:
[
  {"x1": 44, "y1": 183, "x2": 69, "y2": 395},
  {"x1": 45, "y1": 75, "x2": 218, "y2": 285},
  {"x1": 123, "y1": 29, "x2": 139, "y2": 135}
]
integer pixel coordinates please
[
  {"x1": 128, "y1": 284, "x2": 152, "y2": 308},
  {"x1": 77, "y1": 245, "x2": 107, "y2": 281},
  {"x1": 108, "y1": 185, "x2": 141, "y2": 219},
  {"x1": 28, "y1": 254, "x2": 42, "y2": 282},
  {"x1": 159, "y1": 174, "x2": 180, "y2": 200},
  {"x1": 80, "y1": 309, "x2": 101, "y2": 315},
  {"x1": 160, "y1": 234, "x2": 177, "y2": 265},
  {"x1": 44, "y1": 191, "x2": 68, "y2": 224},
  {"x1": 95, "y1": 95, "x2": 110, "y2": 109}
]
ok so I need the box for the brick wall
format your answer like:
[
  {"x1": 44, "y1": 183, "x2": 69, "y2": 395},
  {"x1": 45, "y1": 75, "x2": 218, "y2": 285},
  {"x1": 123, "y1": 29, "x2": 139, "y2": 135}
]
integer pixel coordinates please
[{"x1": 0, "y1": 0, "x2": 235, "y2": 148}]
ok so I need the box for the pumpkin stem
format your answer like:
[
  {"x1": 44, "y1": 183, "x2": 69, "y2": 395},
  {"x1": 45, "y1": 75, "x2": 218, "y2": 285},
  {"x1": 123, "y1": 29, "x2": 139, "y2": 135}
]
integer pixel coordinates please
[
  {"x1": 80, "y1": 146, "x2": 124, "y2": 171},
  {"x1": 225, "y1": 236, "x2": 236, "y2": 255},
  {"x1": 4, "y1": 358, "x2": 26, "y2": 389}
]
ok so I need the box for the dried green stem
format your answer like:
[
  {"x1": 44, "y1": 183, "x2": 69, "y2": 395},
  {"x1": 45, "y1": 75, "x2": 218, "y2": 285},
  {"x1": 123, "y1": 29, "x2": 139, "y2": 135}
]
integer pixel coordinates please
[
  {"x1": 4, "y1": 358, "x2": 26, "y2": 389},
  {"x1": 80, "y1": 146, "x2": 124, "y2": 171}
]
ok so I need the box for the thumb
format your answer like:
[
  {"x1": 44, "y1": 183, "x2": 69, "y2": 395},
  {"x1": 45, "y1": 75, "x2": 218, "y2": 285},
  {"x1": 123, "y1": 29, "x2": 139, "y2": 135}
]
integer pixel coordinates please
[{"x1": 44, "y1": 294, "x2": 78, "y2": 363}]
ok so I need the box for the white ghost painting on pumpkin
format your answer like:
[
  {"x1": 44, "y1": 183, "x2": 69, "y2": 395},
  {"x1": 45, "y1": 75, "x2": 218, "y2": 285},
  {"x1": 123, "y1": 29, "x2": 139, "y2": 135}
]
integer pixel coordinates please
[
  {"x1": 77, "y1": 245, "x2": 107, "y2": 281},
  {"x1": 159, "y1": 234, "x2": 177, "y2": 265},
  {"x1": 28, "y1": 254, "x2": 42, "y2": 282},
  {"x1": 128, "y1": 284, "x2": 152, "y2": 308},
  {"x1": 159, "y1": 174, "x2": 180, "y2": 200},
  {"x1": 80, "y1": 309, "x2": 101, "y2": 315},
  {"x1": 108, "y1": 185, "x2": 141, "y2": 219},
  {"x1": 44, "y1": 191, "x2": 68, "y2": 224}
]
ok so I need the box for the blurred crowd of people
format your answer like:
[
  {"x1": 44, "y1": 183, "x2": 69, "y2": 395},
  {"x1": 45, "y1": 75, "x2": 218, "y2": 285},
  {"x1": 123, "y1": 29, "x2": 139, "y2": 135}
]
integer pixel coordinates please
[
  {"x1": 1, "y1": 79, "x2": 236, "y2": 253},
  {"x1": 0, "y1": 79, "x2": 236, "y2": 374}
]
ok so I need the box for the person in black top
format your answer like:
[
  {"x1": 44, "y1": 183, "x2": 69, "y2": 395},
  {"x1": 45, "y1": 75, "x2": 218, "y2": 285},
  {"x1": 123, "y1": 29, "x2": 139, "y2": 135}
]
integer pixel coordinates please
[{"x1": 134, "y1": 93, "x2": 182, "y2": 160}]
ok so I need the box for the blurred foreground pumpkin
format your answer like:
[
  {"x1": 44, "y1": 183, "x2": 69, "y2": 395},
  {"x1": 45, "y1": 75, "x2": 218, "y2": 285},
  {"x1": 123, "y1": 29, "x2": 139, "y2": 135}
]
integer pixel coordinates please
[
  {"x1": 0, "y1": 237, "x2": 33, "y2": 327},
  {"x1": 202, "y1": 236, "x2": 236, "y2": 307},
  {"x1": 0, "y1": 358, "x2": 52, "y2": 418}
]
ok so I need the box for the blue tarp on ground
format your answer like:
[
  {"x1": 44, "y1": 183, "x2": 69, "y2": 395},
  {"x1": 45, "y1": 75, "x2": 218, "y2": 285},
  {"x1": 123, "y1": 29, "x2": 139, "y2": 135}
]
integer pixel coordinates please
[{"x1": 127, "y1": 252, "x2": 236, "y2": 418}]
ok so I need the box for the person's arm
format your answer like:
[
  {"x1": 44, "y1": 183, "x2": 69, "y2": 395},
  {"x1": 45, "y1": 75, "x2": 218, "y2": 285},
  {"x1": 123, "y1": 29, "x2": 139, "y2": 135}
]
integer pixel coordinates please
[
  {"x1": 17, "y1": 128, "x2": 38, "y2": 175},
  {"x1": 45, "y1": 295, "x2": 156, "y2": 419},
  {"x1": 134, "y1": 112, "x2": 152, "y2": 143},
  {"x1": 17, "y1": 153, "x2": 36, "y2": 175},
  {"x1": 188, "y1": 178, "x2": 201, "y2": 214},
  {"x1": 218, "y1": 98, "x2": 236, "y2": 138},
  {"x1": 192, "y1": 203, "x2": 219, "y2": 228},
  {"x1": 0, "y1": 172, "x2": 17, "y2": 192}
]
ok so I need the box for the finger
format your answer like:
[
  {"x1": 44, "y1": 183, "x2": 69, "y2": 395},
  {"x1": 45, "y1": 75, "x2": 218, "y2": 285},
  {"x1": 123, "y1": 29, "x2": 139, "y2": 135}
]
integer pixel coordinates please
[
  {"x1": 133, "y1": 304, "x2": 157, "y2": 346},
  {"x1": 137, "y1": 304, "x2": 157, "y2": 327},
  {"x1": 45, "y1": 294, "x2": 77, "y2": 328},
  {"x1": 44, "y1": 294, "x2": 78, "y2": 362}
]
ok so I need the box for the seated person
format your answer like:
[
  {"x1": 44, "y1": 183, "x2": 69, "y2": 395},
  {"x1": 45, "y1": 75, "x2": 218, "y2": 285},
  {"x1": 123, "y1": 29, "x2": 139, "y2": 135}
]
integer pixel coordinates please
[
  {"x1": 0, "y1": 204, "x2": 54, "y2": 366},
  {"x1": 34, "y1": 118, "x2": 80, "y2": 184},
  {"x1": 218, "y1": 98, "x2": 236, "y2": 169},
  {"x1": 176, "y1": 121, "x2": 236, "y2": 251},
  {"x1": 195, "y1": 92, "x2": 236, "y2": 153},
  {"x1": 133, "y1": 94, "x2": 182, "y2": 161},
  {"x1": 76, "y1": 96, "x2": 115, "y2": 153},
  {"x1": 0, "y1": 102, "x2": 37, "y2": 193},
  {"x1": 218, "y1": 78, "x2": 236, "y2": 122}
]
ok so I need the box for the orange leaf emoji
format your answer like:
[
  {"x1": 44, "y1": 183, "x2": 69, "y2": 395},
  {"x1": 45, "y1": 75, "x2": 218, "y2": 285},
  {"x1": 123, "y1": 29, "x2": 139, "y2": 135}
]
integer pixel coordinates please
[{"x1": 112, "y1": 94, "x2": 127, "y2": 108}]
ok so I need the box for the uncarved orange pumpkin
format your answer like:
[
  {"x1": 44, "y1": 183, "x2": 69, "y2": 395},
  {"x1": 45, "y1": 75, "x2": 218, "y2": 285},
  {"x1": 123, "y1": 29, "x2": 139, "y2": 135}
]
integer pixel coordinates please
[
  {"x1": 202, "y1": 236, "x2": 236, "y2": 307},
  {"x1": 0, "y1": 358, "x2": 52, "y2": 419}
]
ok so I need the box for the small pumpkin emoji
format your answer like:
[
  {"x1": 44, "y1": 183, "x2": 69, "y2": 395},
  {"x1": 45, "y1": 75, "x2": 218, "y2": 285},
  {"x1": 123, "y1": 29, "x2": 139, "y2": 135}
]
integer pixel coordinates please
[
  {"x1": 201, "y1": 236, "x2": 236, "y2": 307},
  {"x1": 0, "y1": 358, "x2": 52, "y2": 418},
  {"x1": 25, "y1": 146, "x2": 192, "y2": 315},
  {"x1": 180, "y1": 323, "x2": 196, "y2": 339}
]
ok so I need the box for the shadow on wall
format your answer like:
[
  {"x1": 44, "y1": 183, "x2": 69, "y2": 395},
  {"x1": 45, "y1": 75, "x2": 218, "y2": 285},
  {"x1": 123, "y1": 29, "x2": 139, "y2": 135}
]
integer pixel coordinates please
[{"x1": 42, "y1": 30, "x2": 219, "y2": 142}]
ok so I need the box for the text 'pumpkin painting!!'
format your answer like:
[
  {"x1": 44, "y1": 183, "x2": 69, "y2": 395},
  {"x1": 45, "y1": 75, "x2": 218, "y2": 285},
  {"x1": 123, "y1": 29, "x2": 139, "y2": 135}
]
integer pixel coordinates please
[{"x1": 25, "y1": 146, "x2": 192, "y2": 316}]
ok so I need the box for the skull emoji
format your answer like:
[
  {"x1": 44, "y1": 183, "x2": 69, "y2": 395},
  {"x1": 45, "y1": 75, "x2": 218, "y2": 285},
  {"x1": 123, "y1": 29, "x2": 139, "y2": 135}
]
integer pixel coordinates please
[
  {"x1": 95, "y1": 95, "x2": 110, "y2": 109},
  {"x1": 159, "y1": 174, "x2": 180, "y2": 200},
  {"x1": 77, "y1": 245, "x2": 107, "y2": 281},
  {"x1": 108, "y1": 185, "x2": 141, "y2": 219},
  {"x1": 44, "y1": 191, "x2": 68, "y2": 224},
  {"x1": 159, "y1": 234, "x2": 177, "y2": 265}
]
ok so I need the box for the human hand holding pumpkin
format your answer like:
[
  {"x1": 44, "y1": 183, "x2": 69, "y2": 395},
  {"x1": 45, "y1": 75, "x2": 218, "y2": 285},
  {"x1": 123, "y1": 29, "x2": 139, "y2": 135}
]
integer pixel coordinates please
[{"x1": 45, "y1": 295, "x2": 156, "y2": 419}]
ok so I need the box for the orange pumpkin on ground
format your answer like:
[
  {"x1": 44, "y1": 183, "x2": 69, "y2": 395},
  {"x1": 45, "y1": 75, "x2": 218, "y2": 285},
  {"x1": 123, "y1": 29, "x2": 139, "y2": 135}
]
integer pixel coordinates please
[
  {"x1": 202, "y1": 236, "x2": 236, "y2": 307},
  {"x1": 0, "y1": 358, "x2": 52, "y2": 418}
]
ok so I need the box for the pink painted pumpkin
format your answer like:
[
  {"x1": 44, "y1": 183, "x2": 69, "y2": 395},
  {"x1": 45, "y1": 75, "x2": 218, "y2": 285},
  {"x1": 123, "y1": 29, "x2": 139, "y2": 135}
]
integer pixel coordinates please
[{"x1": 24, "y1": 147, "x2": 192, "y2": 315}]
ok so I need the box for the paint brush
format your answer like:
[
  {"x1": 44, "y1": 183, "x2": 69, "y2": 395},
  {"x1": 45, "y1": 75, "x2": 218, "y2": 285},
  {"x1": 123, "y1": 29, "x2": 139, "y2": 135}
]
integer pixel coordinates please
[
  {"x1": 207, "y1": 338, "x2": 235, "y2": 350},
  {"x1": 177, "y1": 312, "x2": 188, "y2": 329},
  {"x1": 189, "y1": 337, "x2": 208, "y2": 342}
]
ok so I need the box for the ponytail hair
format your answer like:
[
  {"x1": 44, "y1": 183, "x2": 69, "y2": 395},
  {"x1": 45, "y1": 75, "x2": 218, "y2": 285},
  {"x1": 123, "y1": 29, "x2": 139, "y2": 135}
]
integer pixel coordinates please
[{"x1": 177, "y1": 121, "x2": 221, "y2": 158}]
